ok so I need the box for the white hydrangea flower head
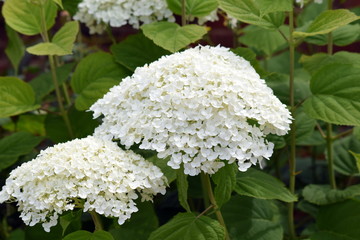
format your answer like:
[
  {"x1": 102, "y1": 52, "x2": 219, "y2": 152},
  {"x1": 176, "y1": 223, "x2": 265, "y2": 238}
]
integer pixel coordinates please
[
  {"x1": 0, "y1": 136, "x2": 167, "y2": 232},
  {"x1": 90, "y1": 45, "x2": 292, "y2": 176},
  {"x1": 73, "y1": 0, "x2": 175, "y2": 34}
]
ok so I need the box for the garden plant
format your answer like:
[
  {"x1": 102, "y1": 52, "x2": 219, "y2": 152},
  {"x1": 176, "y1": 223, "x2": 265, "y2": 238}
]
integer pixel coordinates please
[{"x1": 0, "y1": 0, "x2": 360, "y2": 239}]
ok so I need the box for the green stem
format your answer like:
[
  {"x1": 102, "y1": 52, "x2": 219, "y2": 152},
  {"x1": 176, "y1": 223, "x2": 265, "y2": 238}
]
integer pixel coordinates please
[
  {"x1": 181, "y1": 0, "x2": 186, "y2": 26},
  {"x1": 90, "y1": 211, "x2": 103, "y2": 231},
  {"x1": 326, "y1": 123, "x2": 337, "y2": 189},
  {"x1": 326, "y1": 0, "x2": 336, "y2": 190},
  {"x1": 39, "y1": 4, "x2": 74, "y2": 138},
  {"x1": 288, "y1": 8, "x2": 297, "y2": 240},
  {"x1": 202, "y1": 173, "x2": 230, "y2": 240}
]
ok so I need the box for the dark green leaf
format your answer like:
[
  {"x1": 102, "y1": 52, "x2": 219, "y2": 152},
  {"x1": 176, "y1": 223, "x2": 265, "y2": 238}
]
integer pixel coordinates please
[
  {"x1": 141, "y1": 22, "x2": 207, "y2": 53},
  {"x1": 300, "y1": 51, "x2": 360, "y2": 75},
  {"x1": 45, "y1": 107, "x2": 99, "y2": 143},
  {"x1": 294, "y1": 107, "x2": 316, "y2": 144},
  {"x1": 60, "y1": 210, "x2": 82, "y2": 236},
  {"x1": 110, "y1": 202, "x2": 158, "y2": 240},
  {"x1": 0, "y1": 77, "x2": 40, "y2": 118},
  {"x1": 222, "y1": 196, "x2": 283, "y2": 240},
  {"x1": 231, "y1": 47, "x2": 267, "y2": 77},
  {"x1": 166, "y1": 0, "x2": 218, "y2": 17},
  {"x1": 7, "y1": 229, "x2": 25, "y2": 240},
  {"x1": 239, "y1": 25, "x2": 288, "y2": 56},
  {"x1": 71, "y1": 52, "x2": 131, "y2": 111},
  {"x1": 0, "y1": 132, "x2": 43, "y2": 170},
  {"x1": 111, "y1": 33, "x2": 170, "y2": 71},
  {"x1": 2, "y1": 0, "x2": 57, "y2": 35},
  {"x1": 63, "y1": 230, "x2": 114, "y2": 240},
  {"x1": 62, "y1": 0, "x2": 82, "y2": 16},
  {"x1": 2, "y1": 114, "x2": 46, "y2": 136},
  {"x1": 333, "y1": 136, "x2": 360, "y2": 176},
  {"x1": 311, "y1": 199, "x2": 360, "y2": 240},
  {"x1": 176, "y1": 167, "x2": 191, "y2": 212},
  {"x1": 303, "y1": 184, "x2": 360, "y2": 205},
  {"x1": 5, "y1": 24, "x2": 25, "y2": 73},
  {"x1": 149, "y1": 213, "x2": 225, "y2": 240},
  {"x1": 303, "y1": 64, "x2": 360, "y2": 126},
  {"x1": 29, "y1": 63, "x2": 75, "y2": 102},
  {"x1": 25, "y1": 222, "x2": 62, "y2": 240},
  {"x1": 235, "y1": 168, "x2": 297, "y2": 202},
  {"x1": 212, "y1": 163, "x2": 237, "y2": 208}
]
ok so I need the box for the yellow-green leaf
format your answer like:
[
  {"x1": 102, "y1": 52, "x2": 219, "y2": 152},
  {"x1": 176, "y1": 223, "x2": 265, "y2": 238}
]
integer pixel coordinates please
[
  {"x1": 27, "y1": 21, "x2": 79, "y2": 56},
  {"x1": 294, "y1": 9, "x2": 360, "y2": 37},
  {"x1": 2, "y1": 0, "x2": 57, "y2": 36},
  {"x1": 0, "y1": 77, "x2": 39, "y2": 118},
  {"x1": 141, "y1": 22, "x2": 207, "y2": 53}
]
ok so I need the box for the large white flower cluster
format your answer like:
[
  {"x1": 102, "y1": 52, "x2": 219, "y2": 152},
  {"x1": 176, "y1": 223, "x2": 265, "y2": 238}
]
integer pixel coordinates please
[
  {"x1": 0, "y1": 136, "x2": 167, "y2": 232},
  {"x1": 73, "y1": 0, "x2": 174, "y2": 34},
  {"x1": 91, "y1": 45, "x2": 292, "y2": 176}
]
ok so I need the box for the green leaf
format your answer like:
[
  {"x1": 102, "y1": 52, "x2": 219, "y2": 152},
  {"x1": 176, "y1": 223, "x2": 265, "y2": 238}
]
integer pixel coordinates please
[
  {"x1": 304, "y1": 24, "x2": 360, "y2": 46},
  {"x1": 300, "y1": 51, "x2": 360, "y2": 75},
  {"x1": 239, "y1": 25, "x2": 288, "y2": 56},
  {"x1": 141, "y1": 22, "x2": 207, "y2": 53},
  {"x1": 294, "y1": 107, "x2": 316, "y2": 144},
  {"x1": 109, "y1": 202, "x2": 158, "y2": 240},
  {"x1": 294, "y1": 9, "x2": 360, "y2": 37},
  {"x1": 231, "y1": 47, "x2": 267, "y2": 77},
  {"x1": 149, "y1": 213, "x2": 225, "y2": 240},
  {"x1": 349, "y1": 151, "x2": 360, "y2": 173},
  {"x1": 45, "y1": 107, "x2": 99, "y2": 143},
  {"x1": 147, "y1": 156, "x2": 177, "y2": 184},
  {"x1": 2, "y1": 114, "x2": 46, "y2": 136},
  {"x1": 25, "y1": 223, "x2": 62, "y2": 240},
  {"x1": 333, "y1": 136, "x2": 360, "y2": 176},
  {"x1": 222, "y1": 196, "x2": 283, "y2": 240},
  {"x1": 296, "y1": 0, "x2": 327, "y2": 27},
  {"x1": 111, "y1": 33, "x2": 170, "y2": 71},
  {"x1": 235, "y1": 168, "x2": 297, "y2": 202},
  {"x1": 0, "y1": 132, "x2": 43, "y2": 170},
  {"x1": 63, "y1": 230, "x2": 114, "y2": 240},
  {"x1": 60, "y1": 210, "x2": 82, "y2": 236},
  {"x1": 0, "y1": 77, "x2": 39, "y2": 118},
  {"x1": 2, "y1": 0, "x2": 57, "y2": 36},
  {"x1": 75, "y1": 77, "x2": 119, "y2": 111},
  {"x1": 5, "y1": 25, "x2": 25, "y2": 73},
  {"x1": 176, "y1": 167, "x2": 191, "y2": 212},
  {"x1": 303, "y1": 184, "x2": 360, "y2": 205},
  {"x1": 27, "y1": 21, "x2": 79, "y2": 56},
  {"x1": 7, "y1": 229, "x2": 25, "y2": 240},
  {"x1": 303, "y1": 64, "x2": 360, "y2": 126},
  {"x1": 218, "y1": 0, "x2": 286, "y2": 30},
  {"x1": 212, "y1": 163, "x2": 237, "y2": 208},
  {"x1": 29, "y1": 63, "x2": 75, "y2": 102},
  {"x1": 62, "y1": 0, "x2": 82, "y2": 16},
  {"x1": 311, "y1": 199, "x2": 360, "y2": 240},
  {"x1": 165, "y1": 0, "x2": 218, "y2": 17},
  {"x1": 71, "y1": 52, "x2": 131, "y2": 111},
  {"x1": 53, "y1": 0, "x2": 63, "y2": 8}
]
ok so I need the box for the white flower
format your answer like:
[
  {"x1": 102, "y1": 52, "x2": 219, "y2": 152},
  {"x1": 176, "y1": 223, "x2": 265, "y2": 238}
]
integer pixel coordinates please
[
  {"x1": 73, "y1": 0, "x2": 175, "y2": 34},
  {"x1": 296, "y1": 0, "x2": 323, "y2": 8},
  {"x1": 90, "y1": 45, "x2": 292, "y2": 176},
  {"x1": 0, "y1": 136, "x2": 167, "y2": 232}
]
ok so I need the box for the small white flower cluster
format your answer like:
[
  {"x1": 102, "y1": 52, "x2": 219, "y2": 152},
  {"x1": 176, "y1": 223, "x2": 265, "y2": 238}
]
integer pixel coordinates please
[
  {"x1": 91, "y1": 45, "x2": 292, "y2": 176},
  {"x1": 73, "y1": 0, "x2": 175, "y2": 34},
  {"x1": 0, "y1": 136, "x2": 167, "y2": 232},
  {"x1": 296, "y1": 0, "x2": 323, "y2": 8}
]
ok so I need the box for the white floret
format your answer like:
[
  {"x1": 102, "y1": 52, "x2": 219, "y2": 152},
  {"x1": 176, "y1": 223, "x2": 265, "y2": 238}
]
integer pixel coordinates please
[
  {"x1": 90, "y1": 45, "x2": 292, "y2": 175},
  {"x1": 0, "y1": 136, "x2": 167, "y2": 231}
]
